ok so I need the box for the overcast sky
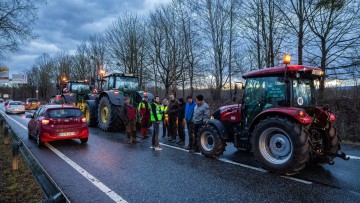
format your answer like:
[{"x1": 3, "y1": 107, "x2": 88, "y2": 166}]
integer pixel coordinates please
[{"x1": 4, "y1": 0, "x2": 169, "y2": 77}]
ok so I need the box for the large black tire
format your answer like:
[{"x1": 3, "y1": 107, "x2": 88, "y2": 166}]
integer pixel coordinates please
[
  {"x1": 252, "y1": 116, "x2": 310, "y2": 175},
  {"x1": 84, "y1": 104, "x2": 98, "y2": 127},
  {"x1": 80, "y1": 138, "x2": 88, "y2": 144},
  {"x1": 198, "y1": 124, "x2": 226, "y2": 158},
  {"x1": 310, "y1": 122, "x2": 340, "y2": 165},
  {"x1": 324, "y1": 122, "x2": 340, "y2": 154},
  {"x1": 97, "y1": 96, "x2": 123, "y2": 131}
]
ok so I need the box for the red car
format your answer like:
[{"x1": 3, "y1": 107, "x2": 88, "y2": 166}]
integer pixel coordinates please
[{"x1": 27, "y1": 105, "x2": 89, "y2": 147}]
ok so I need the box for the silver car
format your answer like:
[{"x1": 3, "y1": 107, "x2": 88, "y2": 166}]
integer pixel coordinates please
[{"x1": 5, "y1": 101, "x2": 25, "y2": 114}]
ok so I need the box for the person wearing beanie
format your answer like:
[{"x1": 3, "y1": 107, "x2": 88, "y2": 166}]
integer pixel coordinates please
[
  {"x1": 185, "y1": 95, "x2": 196, "y2": 150},
  {"x1": 177, "y1": 98, "x2": 186, "y2": 146},
  {"x1": 191, "y1": 94, "x2": 209, "y2": 152}
]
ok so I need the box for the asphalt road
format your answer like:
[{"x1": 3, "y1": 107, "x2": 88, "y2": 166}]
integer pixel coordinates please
[{"x1": 1, "y1": 107, "x2": 360, "y2": 203}]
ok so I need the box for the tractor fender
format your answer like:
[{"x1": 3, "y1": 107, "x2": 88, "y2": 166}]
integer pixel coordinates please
[
  {"x1": 100, "y1": 91, "x2": 125, "y2": 106},
  {"x1": 249, "y1": 107, "x2": 312, "y2": 132},
  {"x1": 203, "y1": 118, "x2": 229, "y2": 139},
  {"x1": 86, "y1": 100, "x2": 98, "y2": 118},
  {"x1": 62, "y1": 93, "x2": 77, "y2": 103}
]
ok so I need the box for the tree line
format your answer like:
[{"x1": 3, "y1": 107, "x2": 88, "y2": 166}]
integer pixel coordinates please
[{"x1": 1, "y1": 0, "x2": 360, "y2": 101}]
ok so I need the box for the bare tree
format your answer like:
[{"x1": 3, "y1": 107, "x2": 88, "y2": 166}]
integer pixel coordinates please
[
  {"x1": 0, "y1": 0, "x2": 45, "y2": 60},
  {"x1": 105, "y1": 13, "x2": 147, "y2": 89},
  {"x1": 306, "y1": 0, "x2": 360, "y2": 100}
]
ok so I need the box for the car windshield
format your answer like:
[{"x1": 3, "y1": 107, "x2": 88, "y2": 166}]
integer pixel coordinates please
[
  {"x1": 115, "y1": 77, "x2": 139, "y2": 90},
  {"x1": 292, "y1": 79, "x2": 316, "y2": 107},
  {"x1": 71, "y1": 83, "x2": 90, "y2": 92},
  {"x1": 10, "y1": 102, "x2": 22, "y2": 105},
  {"x1": 47, "y1": 109, "x2": 83, "y2": 118}
]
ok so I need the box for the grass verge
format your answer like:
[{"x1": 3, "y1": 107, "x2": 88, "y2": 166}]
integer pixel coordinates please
[{"x1": 0, "y1": 134, "x2": 44, "y2": 202}]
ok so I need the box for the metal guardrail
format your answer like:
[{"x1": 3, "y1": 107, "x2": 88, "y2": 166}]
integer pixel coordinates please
[{"x1": 0, "y1": 114, "x2": 69, "y2": 203}]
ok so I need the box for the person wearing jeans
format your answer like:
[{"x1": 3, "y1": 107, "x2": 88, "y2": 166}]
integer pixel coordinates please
[{"x1": 150, "y1": 96, "x2": 163, "y2": 150}]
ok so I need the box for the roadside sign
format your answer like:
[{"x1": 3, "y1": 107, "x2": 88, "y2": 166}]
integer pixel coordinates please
[
  {"x1": 0, "y1": 67, "x2": 9, "y2": 83},
  {"x1": 11, "y1": 74, "x2": 27, "y2": 84},
  {"x1": 3, "y1": 93, "x2": 9, "y2": 98}
]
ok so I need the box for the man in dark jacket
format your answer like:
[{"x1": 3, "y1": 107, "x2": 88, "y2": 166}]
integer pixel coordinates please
[
  {"x1": 177, "y1": 98, "x2": 186, "y2": 146},
  {"x1": 166, "y1": 94, "x2": 179, "y2": 142},
  {"x1": 122, "y1": 97, "x2": 139, "y2": 144}
]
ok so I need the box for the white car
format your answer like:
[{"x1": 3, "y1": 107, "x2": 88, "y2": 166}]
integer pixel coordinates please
[{"x1": 5, "y1": 101, "x2": 25, "y2": 114}]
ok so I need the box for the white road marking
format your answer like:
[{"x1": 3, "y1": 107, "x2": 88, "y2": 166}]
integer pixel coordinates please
[
  {"x1": 1, "y1": 111, "x2": 127, "y2": 203},
  {"x1": 348, "y1": 155, "x2": 360, "y2": 160}
]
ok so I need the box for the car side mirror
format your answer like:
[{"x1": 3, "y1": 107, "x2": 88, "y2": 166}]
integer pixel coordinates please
[{"x1": 26, "y1": 114, "x2": 33, "y2": 118}]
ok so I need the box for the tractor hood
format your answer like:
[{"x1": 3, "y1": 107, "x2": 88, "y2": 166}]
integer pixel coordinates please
[{"x1": 212, "y1": 104, "x2": 242, "y2": 123}]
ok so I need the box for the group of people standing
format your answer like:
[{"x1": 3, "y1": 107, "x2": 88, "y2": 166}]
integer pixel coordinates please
[{"x1": 122, "y1": 93, "x2": 210, "y2": 152}]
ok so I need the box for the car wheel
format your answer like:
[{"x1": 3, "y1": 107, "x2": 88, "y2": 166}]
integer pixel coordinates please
[
  {"x1": 36, "y1": 132, "x2": 43, "y2": 147},
  {"x1": 28, "y1": 130, "x2": 34, "y2": 140},
  {"x1": 80, "y1": 138, "x2": 88, "y2": 144}
]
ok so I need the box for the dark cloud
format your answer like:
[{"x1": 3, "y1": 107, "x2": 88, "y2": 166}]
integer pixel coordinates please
[{"x1": 4, "y1": 0, "x2": 168, "y2": 76}]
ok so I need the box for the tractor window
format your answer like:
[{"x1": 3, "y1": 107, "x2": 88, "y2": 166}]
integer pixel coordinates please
[
  {"x1": 244, "y1": 77, "x2": 286, "y2": 109},
  {"x1": 71, "y1": 83, "x2": 90, "y2": 93},
  {"x1": 292, "y1": 79, "x2": 315, "y2": 107},
  {"x1": 115, "y1": 77, "x2": 139, "y2": 90}
]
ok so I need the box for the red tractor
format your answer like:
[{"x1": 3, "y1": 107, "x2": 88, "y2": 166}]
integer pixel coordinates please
[{"x1": 198, "y1": 55, "x2": 348, "y2": 175}]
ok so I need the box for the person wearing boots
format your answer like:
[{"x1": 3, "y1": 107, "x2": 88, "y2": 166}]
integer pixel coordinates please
[
  {"x1": 185, "y1": 95, "x2": 196, "y2": 150},
  {"x1": 191, "y1": 94, "x2": 209, "y2": 152},
  {"x1": 122, "y1": 97, "x2": 139, "y2": 144},
  {"x1": 160, "y1": 99, "x2": 169, "y2": 138},
  {"x1": 177, "y1": 98, "x2": 186, "y2": 146},
  {"x1": 138, "y1": 93, "x2": 151, "y2": 139},
  {"x1": 166, "y1": 94, "x2": 179, "y2": 143},
  {"x1": 150, "y1": 96, "x2": 163, "y2": 150}
]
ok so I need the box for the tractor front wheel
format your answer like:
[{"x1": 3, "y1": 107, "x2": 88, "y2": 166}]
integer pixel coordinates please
[
  {"x1": 97, "y1": 96, "x2": 122, "y2": 131},
  {"x1": 252, "y1": 116, "x2": 310, "y2": 175},
  {"x1": 198, "y1": 124, "x2": 226, "y2": 158},
  {"x1": 84, "y1": 104, "x2": 97, "y2": 127}
]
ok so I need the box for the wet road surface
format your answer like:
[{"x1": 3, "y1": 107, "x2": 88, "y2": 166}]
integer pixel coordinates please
[{"x1": 1, "y1": 108, "x2": 360, "y2": 202}]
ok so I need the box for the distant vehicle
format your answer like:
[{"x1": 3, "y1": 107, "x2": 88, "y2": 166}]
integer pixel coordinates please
[
  {"x1": 26, "y1": 105, "x2": 89, "y2": 147},
  {"x1": 4, "y1": 99, "x2": 13, "y2": 106},
  {"x1": 24, "y1": 98, "x2": 40, "y2": 110},
  {"x1": 5, "y1": 101, "x2": 25, "y2": 114}
]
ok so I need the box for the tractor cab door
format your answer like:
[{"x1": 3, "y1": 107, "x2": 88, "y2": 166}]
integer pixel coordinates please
[{"x1": 242, "y1": 77, "x2": 286, "y2": 127}]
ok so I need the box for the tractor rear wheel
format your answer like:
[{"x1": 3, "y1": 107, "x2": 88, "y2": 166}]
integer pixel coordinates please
[
  {"x1": 98, "y1": 96, "x2": 123, "y2": 131},
  {"x1": 311, "y1": 122, "x2": 340, "y2": 164},
  {"x1": 252, "y1": 116, "x2": 310, "y2": 175},
  {"x1": 198, "y1": 124, "x2": 226, "y2": 158},
  {"x1": 84, "y1": 104, "x2": 98, "y2": 127}
]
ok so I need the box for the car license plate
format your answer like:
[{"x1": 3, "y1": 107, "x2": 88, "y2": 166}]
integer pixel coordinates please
[
  {"x1": 14, "y1": 108, "x2": 19, "y2": 110},
  {"x1": 58, "y1": 132, "x2": 75, "y2": 136}
]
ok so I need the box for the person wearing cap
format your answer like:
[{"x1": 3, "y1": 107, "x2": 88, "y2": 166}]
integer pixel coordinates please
[
  {"x1": 166, "y1": 94, "x2": 179, "y2": 142},
  {"x1": 122, "y1": 97, "x2": 139, "y2": 144},
  {"x1": 177, "y1": 98, "x2": 186, "y2": 146},
  {"x1": 191, "y1": 94, "x2": 209, "y2": 152},
  {"x1": 160, "y1": 99, "x2": 169, "y2": 138},
  {"x1": 150, "y1": 96, "x2": 163, "y2": 150},
  {"x1": 185, "y1": 95, "x2": 196, "y2": 150},
  {"x1": 138, "y1": 93, "x2": 151, "y2": 139}
]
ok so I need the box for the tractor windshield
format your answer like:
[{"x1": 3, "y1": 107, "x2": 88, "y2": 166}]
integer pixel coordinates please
[
  {"x1": 292, "y1": 79, "x2": 315, "y2": 107},
  {"x1": 115, "y1": 77, "x2": 139, "y2": 90},
  {"x1": 70, "y1": 83, "x2": 90, "y2": 93}
]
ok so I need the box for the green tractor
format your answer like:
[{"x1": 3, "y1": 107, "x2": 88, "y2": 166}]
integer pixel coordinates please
[
  {"x1": 59, "y1": 80, "x2": 94, "y2": 112},
  {"x1": 84, "y1": 72, "x2": 153, "y2": 131}
]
